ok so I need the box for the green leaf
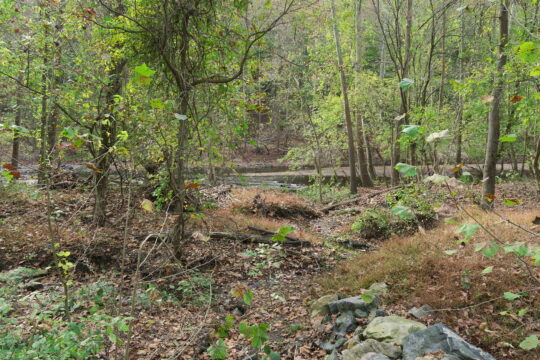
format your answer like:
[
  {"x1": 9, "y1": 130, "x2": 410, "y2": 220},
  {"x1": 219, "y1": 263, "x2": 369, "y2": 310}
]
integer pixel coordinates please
[
  {"x1": 243, "y1": 290, "x2": 254, "y2": 305},
  {"x1": 503, "y1": 292, "x2": 521, "y2": 301},
  {"x1": 481, "y1": 266, "x2": 493, "y2": 275},
  {"x1": 360, "y1": 290, "x2": 375, "y2": 304},
  {"x1": 482, "y1": 242, "x2": 500, "y2": 258},
  {"x1": 394, "y1": 162, "x2": 417, "y2": 177},
  {"x1": 455, "y1": 223, "x2": 480, "y2": 240},
  {"x1": 531, "y1": 66, "x2": 540, "y2": 77},
  {"x1": 391, "y1": 205, "x2": 414, "y2": 220},
  {"x1": 500, "y1": 134, "x2": 517, "y2": 143},
  {"x1": 272, "y1": 226, "x2": 294, "y2": 242},
  {"x1": 402, "y1": 125, "x2": 421, "y2": 138},
  {"x1": 150, "y1": 99, "x2": 165, "y2": 109},
  {"x1": 134, "y1": 63, "x2": 156, "y2": 78},
  {"x1": 503, "y1": 198, "x2": 523, "y2": 206},
  {"x1": 514, "y1": 42, "x2": 539, "y2": 63},
  {"x1": 207, "y1": 339, "x2": 228, "y2": 359},
  {"x1": 399, "y1": 78, "x2": 414, "y2": 91},
  {"x1": 519, "y1": 335, "x2": 539, "y2": 351},
  {"x1": 444, "y1": 250, "x2": 458, "y2": 256},
  {"x1": 517, "y1": 308, "x2": 528, "y2": 317}
]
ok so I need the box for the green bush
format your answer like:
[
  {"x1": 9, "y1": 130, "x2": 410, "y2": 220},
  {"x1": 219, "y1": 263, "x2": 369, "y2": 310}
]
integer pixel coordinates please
[
  {"x1": 0, "y1": 271, "x2": 130, "y2": 359},
  {"x1": 352, "y1": 208, "x2": 392, "y2": 239}
]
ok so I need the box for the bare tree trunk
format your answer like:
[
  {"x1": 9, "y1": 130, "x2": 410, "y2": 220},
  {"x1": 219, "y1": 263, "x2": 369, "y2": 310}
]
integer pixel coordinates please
[
  {"x1": 391, "y1": 0, "x2": 414, "y2": 186},
  {"x1": 532, "y1": 136, "x2": 540, "y2": 193},
  {"x1": 170, "y1": 91, "x2": 190, "y2": 256},
  {"x1": 438, "y1": 5, "x2": 447, "y2": 110},
  {"x1": 11, "y1": 84, "x2": 23, "y2": 170},
  {"x1": 482, "y1": 0, "x2": 509, "y2": 209},
  {"x1": 354, "y1": 0, "x2": 373, "y2": 187},
  {"x1": 330, "y1": 0, "x2": 358, "y2": 194},
  {"x1": 455, "y1": 0, "x2": 465, "y2": 174},
  {"x1": 38, "y1": 45, "x2": 49, "y2": 185}
]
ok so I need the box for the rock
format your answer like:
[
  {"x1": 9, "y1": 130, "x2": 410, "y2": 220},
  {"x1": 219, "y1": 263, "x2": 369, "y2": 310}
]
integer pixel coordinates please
[
  {"x1": 359, "y1": 354, "x2": 391, "y2": 360},
  {"x1": 402, "y1": 323, "x2": 496, "y2": 360},
  {"x1": 335, "y1": 336, "x2": 347, "y2": 349},
  {"x1": 344, "y1": 337, "x2": 361, "y2": 350},
  {"x1": 409, "y1": 305, "x2": 434, "y2": 319},
  {"x1": 368, "y1": 309, "x2": 389, "y2": 321},
  {"x1": 363, "y1": 316, "x2": 426, "y2": 345},
  {"x1": 368, "y1": 282, "x2": 388, "y2": 296},
  {"x1": 342, "y1": 339, "x2": 401, "y2": 359},
  {"x1": 327, "y1": 295, "x2": 380, "y2": 315},
  {"x1": 355, "y1": 309, "x2": 369, "y2": 318},
  {"x1": 320, "y1": 341, "x2": 336, "y2": 353},
  {"x1": 311, "y1": 294, "x2": 339, "y2": 317},
  {"x1": 325, "y1": 350, "x2": 339, "y2": 360},
  {"x1": 335, "y1": 311, "x2": 358, "y2": 335}
]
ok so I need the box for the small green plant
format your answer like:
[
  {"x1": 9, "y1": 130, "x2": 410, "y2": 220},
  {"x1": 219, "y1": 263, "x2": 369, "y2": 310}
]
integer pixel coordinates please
[
  {"x1": 297, "y1": 182, "x2": 353, "y2": 203},
  {"x1": 207, "y1": 287, "x2": 280, "y2": 360},
  {"x1": 352, "y1": 209, "x2": 391, "y2": 239},
  {"x1": 55, "y1": 245, "x2": 75, "y2": 320},
  {"x1": 243, "y1": 243, "x2": 286, "y2": 276},
  {"x1": 150, "y1": 170, "x2": 174, "y2": 211},
  {"x1": 0, "y1": 270, "x2": 131, "y2": 359}
]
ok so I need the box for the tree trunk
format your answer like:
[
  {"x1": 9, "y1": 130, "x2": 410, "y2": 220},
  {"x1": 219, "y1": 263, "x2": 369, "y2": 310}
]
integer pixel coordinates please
[
  {"x1": 391, "y1": 0, "x2": 414, "y2": 186},
  {"x1": 93, "y1": 60, "x2": 126, "y2": 226},
  {"x1": 11, "y1": 84, "x2": 23, "y2": 170},
  {"x1": 438, "y1": 5, "x2": 447, "y2": 110},
  {"x1": 38, "y1": 45, "x2": 49, "y2": 185},
  {"x1": 354, "y1": 0, "x2": 373, "y2": 187},
  {"x1": 170, "y1": 91, "x2": 190, "y2": 257},
  {"x1": 330, "y1": 0, "x2": 358, "y2": 194},
  {"x1": 455, "y1": 0, "x2": 465, "y2": 175},
  {"x1": 482, "y1": 0, "x2": 509, "y2": 209}
]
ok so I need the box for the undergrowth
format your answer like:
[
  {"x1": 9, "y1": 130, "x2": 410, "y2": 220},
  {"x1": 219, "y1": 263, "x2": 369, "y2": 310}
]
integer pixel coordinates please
[{"x1": 318, "y1": 208, "x2": 540, "y2": 359}]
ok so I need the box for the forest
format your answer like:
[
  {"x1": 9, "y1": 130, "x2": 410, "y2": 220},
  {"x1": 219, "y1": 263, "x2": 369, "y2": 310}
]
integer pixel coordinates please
[{"x1": 0, "y1": 0, "x2": 539, "y2": 359}]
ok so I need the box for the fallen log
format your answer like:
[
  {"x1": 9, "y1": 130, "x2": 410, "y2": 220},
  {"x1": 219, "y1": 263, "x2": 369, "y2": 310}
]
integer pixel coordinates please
[{"x1": 209, "y1": 232, "x2": 311, "y2": 247}]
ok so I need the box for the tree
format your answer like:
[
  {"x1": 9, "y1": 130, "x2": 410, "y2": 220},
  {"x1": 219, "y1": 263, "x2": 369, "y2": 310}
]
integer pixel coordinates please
[
  {"x1": 482, "y1": 0, "x2": 509, "y2": 209},
  {"x1": 330, "y1": 0, "x2": 358, "y2": 194}
]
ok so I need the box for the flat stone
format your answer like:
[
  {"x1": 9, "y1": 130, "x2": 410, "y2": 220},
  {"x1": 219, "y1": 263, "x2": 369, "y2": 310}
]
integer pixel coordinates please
[
  {"x1": 311, "y1": 294, "x2": 339, "y2": 317},
  {"x1": 368, "y1": 282, "x2": 389, "y2": 296},
  {"x1": 342, "y1": 339, "x2": 401, "y2": 359},
  {"x1": 409, "y1": 305, "x2": 434, "y2": 319},
  {"x1": 402, "y1": 323, "x2": 496, "y2": 360},
  {"x1": 335, "y1": 311, "x2": 358, "y2": 335},
  {"x1": 363, "y1": 316, "x2": 426, "y2": 345},
  {"x1": 327, "y1": 295, "x2": 380, "y2": 315}
]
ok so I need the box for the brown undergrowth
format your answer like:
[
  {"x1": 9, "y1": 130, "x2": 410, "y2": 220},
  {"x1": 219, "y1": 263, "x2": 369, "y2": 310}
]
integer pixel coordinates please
[{"x1": 316, "y1": 207, "x2": 540, "y2": 359}]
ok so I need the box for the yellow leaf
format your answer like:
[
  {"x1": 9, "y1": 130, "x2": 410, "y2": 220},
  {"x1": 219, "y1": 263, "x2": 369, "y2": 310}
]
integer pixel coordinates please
[{"x1": 141, "y1": 199, "x2": 155, "y2": 213}]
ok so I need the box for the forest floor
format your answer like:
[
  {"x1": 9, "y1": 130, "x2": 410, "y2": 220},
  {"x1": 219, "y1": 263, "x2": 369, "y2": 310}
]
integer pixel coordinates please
[{"x1": 0, "y1": 178, "x2": 539, "y2": 359}]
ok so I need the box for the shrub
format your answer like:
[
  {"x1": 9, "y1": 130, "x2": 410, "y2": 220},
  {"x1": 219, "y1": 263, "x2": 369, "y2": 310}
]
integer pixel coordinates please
[{"x1": 352, "y1": 208, "x2": 392, "y2": 239}]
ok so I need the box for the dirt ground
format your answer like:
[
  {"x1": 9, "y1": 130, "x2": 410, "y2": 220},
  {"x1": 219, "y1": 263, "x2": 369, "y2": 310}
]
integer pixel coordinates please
[{"x1": 0, "y1": 179, "x2": 538, "y2": 359}]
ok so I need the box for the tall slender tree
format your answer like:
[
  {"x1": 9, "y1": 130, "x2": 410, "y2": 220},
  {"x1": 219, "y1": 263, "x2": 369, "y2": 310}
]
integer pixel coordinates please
[{"x1": 482, "y1": 0, "x2": 509, "y2": 209}]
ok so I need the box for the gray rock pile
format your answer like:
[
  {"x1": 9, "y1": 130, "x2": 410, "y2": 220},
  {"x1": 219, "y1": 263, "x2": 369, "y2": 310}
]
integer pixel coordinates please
[{"x1": 310, "y1": 283, "x2": 495, "y2": 360}]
